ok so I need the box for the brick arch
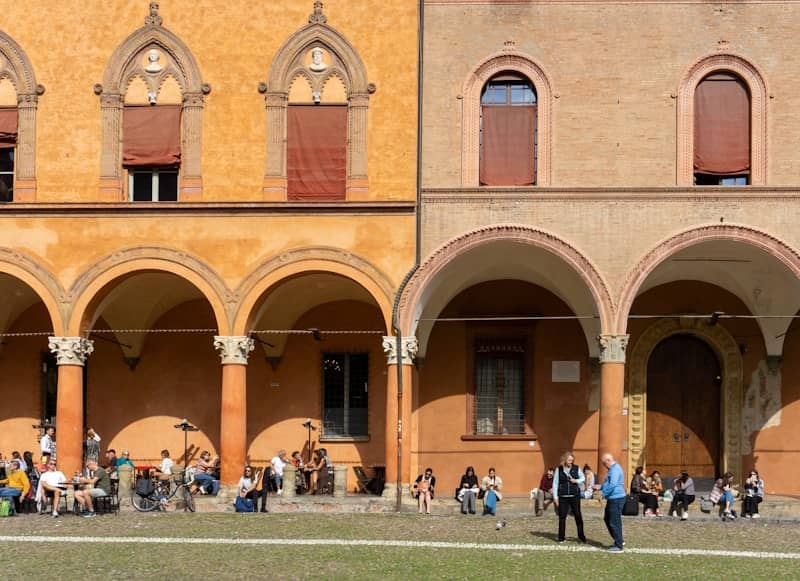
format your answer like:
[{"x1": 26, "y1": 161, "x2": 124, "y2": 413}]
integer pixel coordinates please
[
  {"x1": 96, "y1": 4, "x2": 207, "y2": 199},
  {"x1": 397, "y1": 224, "x2": 615, "y2": 339},
  {"x1": 66, "y1": 247, "x2": 230, "y2": 335},
  {"x1": 233, "y1": 246, "x2": 394, "y2": 335},
  {"x1": 0, "y1": 29, "x2": 43, "y2": 200},
  {"x1": 626, "y1": 317, "x2": 743, "y2": 482},
  {"x1": 616, "y1": 224, "x2": 800, "y2": 333},
  {"x1": 263, "y1": 11, "x2": 371, "y2": 197},
  {"x1": 676, "y1": 52, "x2": 768, "y2": 186},
  {"x1": 462, "y1": 50, "x2": 555, "y2": 186},
  {"x1": 0, "y1": 248, "x2": 64, "y2": 333}
]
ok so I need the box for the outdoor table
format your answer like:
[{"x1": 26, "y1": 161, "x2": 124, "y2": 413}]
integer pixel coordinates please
[{"x1": 133, "y1": 465, "x2": 153, "y2": 481}]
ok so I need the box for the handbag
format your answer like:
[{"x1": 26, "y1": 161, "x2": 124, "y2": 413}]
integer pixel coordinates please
[
  {"x1": 622, "y1": 494, "x2": 639, "y2": 516},
  {"x1": 0, "y1": 499, "x2": 11, "y2": 517},
  {"x1": 700, "y1": 497, "x2": 713, "y2": 513},
  {"x1": 234, "y1": 496, "x2": 254, "y2": 513}
]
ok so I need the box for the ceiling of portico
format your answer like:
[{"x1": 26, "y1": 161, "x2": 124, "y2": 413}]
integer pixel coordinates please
[
  {"x1": 0, "y1": 274, "x2": 48, "y2": 335},
  {"x1": 634, "y1": 241, "x2": 800, "y2": 356},
  {"x1": 248, "y1": 272, "x2": 379, "y2": 359},
  {"x1": 412, "y1": 241, "x2": 602, "y2": 358},
  {"x1": 88, "y1": 272, "x2": 205, "y2": 361}
]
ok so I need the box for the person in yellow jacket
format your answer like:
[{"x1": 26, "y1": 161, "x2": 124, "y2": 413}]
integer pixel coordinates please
[{"x1": 0, "y1": 460, "x2": 31, "y2": 515}]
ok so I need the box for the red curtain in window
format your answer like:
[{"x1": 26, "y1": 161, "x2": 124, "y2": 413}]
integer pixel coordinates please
[
  {"x1": 287, "y1": 105, "x2": 347, "y2": 200},
  {"x1": 123, "y1": 105, "x2": 181, "y2": 167},
  {"x1": 0, "y1": 108, "x2": 18, "y2": 149},
  {"x1": 480, "y1": 105, "x2": 536, "y2": 186},
  {"x1": 694, "y1": 78, "x2": 750, "y2": 175}
]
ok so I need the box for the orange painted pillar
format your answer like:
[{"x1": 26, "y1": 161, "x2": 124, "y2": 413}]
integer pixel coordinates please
[
  {"x1": 597, "y1": 334, "x2": 629, "y2": 480},
  {"x1": 382, "y1": 336, "x2": 418, "y2": 498},
  {"x1": 214, "y1": 336, "x2": 254, "y2": 485},
  {"x1": 49, "y1": 337, "x2": 94, "y2": 478}
]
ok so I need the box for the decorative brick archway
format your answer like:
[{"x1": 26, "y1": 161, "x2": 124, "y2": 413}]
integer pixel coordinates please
[
  {"x1": 462, "y1": 46, "x2": 555, "y2": 187},
  {"x1": 616, "y1": 224, "x2": 800, "y2": 334},
  {"x1": 626, "y1": 317, "x2": 742, "y2": 481},
  {"x1": 676, "y1": 52, "x2": 769, "y2": 186},
  {"x1": 0, "y1": 247, "x2": 64, "y2": 333},
  {"x1": 398, "y1": 224, "x2": 614, "y2": 339}
]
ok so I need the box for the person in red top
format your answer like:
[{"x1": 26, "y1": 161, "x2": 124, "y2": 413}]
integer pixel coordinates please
[{"x1": 532, "y1": 467, "x2": 555, "y2": 517}]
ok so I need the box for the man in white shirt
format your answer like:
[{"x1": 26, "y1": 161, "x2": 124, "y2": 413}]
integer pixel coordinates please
[
  {"x1": 270, "y1": 450, "x2": 289, "y2": 495},
  {"x1": 40, "y1": 426, "x2": 56, "y2": 464},
  {"x1": 38, "y1": 459, "x2": 67, "y2": 517}
]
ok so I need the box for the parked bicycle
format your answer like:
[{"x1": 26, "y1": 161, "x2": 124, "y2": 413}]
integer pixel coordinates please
[{"x1": 131, "y1": 471, "x2": 195, "y2": 512}]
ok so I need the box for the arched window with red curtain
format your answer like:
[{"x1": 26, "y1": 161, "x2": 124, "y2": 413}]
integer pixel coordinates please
[{"x1": 479, "y1": 73, "x2": 537, "y2": 186}]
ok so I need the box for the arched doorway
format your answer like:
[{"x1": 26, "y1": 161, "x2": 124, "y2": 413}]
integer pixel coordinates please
[{"x1": 645, "y1": 334, "x2": 721, "y2": 477}]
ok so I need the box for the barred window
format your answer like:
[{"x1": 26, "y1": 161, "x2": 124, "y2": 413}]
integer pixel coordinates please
[
  {"x1": 474, "y1": 342, "x2": 525, "y2": 435},
  {"x1": 322, "y1": 353, "x2": 368, "y2": 437}
]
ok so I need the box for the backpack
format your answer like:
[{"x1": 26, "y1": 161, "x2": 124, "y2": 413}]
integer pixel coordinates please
[
  {"x1": 234, "y1": 496, "x2": 254, "y2": 513},
  {"x1": 135, "y1": 477, "x2": 155, "y2": 497},
  {"x1": 0, "y1": 499, "x2": 11, "y2": 517}
]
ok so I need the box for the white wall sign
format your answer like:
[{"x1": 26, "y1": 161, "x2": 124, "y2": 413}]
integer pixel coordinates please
[{"x1": 552, "y1": 361, "x2": 580, "y2": 383}]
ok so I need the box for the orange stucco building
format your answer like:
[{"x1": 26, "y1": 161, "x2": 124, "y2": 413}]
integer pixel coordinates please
[{"x1": 0, "y1": 0, "x2": 417, "y2": 493}]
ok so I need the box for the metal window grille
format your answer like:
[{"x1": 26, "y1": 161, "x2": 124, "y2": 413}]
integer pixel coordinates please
[{"x1": 475, "y1": 344, "x2": 525, "y2": 435}]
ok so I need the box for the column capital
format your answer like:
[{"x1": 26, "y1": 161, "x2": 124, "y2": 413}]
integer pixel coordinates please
[
  {"x1": 382, "y1": 335, "x2": 418, "y2": 365},
  {"x1": 48, "y1": 337, "x2": 94, "y2": 366},
  {"x1": 214, "y1": 336, "x2": 255, "y2": 365},
  {"x1": 598, "y1": 334, "x2": 629, "y2": 364}
]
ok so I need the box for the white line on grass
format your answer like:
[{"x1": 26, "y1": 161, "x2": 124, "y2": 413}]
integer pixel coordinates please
[{"x1": 1, "y1": 536, "x2": 799, "y2": 560}]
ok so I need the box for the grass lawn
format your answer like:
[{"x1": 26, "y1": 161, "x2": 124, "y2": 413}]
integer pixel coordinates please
[{"x1": 1, "y1": 513, "x2": 798, "y2": 579}]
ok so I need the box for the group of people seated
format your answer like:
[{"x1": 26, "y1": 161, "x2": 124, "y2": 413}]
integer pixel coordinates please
[
  {"x1": 630, "y1": 466, "x2": 666, "y2": 517},
  {"x1": 234, "y1": 448, "x2": 334, "y2": 512},
  {"x1": 709, "y1": 470, "x2": 764, "y2": 520},
  {"x1": 410, "y1": 466, "x2": 503, "y2": 516}
]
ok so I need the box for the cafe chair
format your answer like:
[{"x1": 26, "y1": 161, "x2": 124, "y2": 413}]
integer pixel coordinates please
[{"x1": 94, "y1": 480, "x2": 120, "y2": 515}]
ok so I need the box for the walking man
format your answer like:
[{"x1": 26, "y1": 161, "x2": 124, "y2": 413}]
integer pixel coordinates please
[{"x1": 593, "y1": 453, "x2": 626, "y2": 552}]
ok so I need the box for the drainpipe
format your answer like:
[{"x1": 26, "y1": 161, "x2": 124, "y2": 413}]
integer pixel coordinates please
[{"x1": 390, "y1": 0, "x2": 425, "y2": 513}]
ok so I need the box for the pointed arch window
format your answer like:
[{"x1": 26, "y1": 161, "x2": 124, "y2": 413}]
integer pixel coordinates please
[
  {"x1": 480, "y1": 73, "x2": 537, "y2": 186},
  {"x1": 97, "y1": 4, "x2": 207, "y2": 201},
  {"x1": 265, "y1": 4, "x2": 371, "y2": 200},
  {"x1": 694, "y1": 72, "x2": 750, "y2": 186},
  {"x1": 0, "y1": 32, "x2": 42, "y2": 201}
]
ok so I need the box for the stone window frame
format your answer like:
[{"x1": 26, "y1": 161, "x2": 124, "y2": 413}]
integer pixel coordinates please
[
  {"x1": 676, "y1": 52, "x2": 768, "y2": 186},
  {"x1": 0, "y1": 30, "x2": 44, "y2": 201},
  {"x1": 95, "y1": 6, "x2": 208, "y2": 201},
  {"x1": 262, "y1": 15, "x2": 373, "y2": 200},
  {"x1": 462, "y1": 49, "x2": 554, "y2": 187}
]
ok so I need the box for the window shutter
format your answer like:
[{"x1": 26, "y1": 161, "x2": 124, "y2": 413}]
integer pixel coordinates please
[
  {"x1": 0, "y1": 108, "x2": 18, "y2": 149},
  {"x1": 287, "y1": 105, "x2": 347, "y2": 200},
  {"x1": 480, "y1": 105, "x2": 536, "y2": 186},
  {"x1": 123, "y1": 105, "x2": 181, "y2": 167},
  {"x1": 694, "y1": 76, "x2": 750, "y2": 175}
]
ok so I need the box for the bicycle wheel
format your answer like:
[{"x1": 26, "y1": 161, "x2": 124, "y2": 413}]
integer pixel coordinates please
[
  {"x1": 131, "y1": 492, "x2": 160, "y2": 512},
  {"x1": 181, "y1": 485, "x2": 195, "y2": 512}
]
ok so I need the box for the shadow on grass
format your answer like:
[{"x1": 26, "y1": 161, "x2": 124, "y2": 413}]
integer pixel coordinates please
[{"x1": 529, "y1": 530, "x2": 607, "y2": 549}]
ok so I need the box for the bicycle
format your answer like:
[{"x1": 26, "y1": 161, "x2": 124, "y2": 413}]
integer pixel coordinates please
[{"x1": 131, "y1": 471, "x2": 195, "y2": 512}]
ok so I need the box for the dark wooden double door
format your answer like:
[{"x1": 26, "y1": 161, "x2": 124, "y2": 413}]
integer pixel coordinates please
[{"x1": 645, "y1": 334, "x2": 721, "y2": 478}]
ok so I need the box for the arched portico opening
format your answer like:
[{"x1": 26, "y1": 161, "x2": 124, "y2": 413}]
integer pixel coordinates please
[
  {"x1": 0, "y1": 260, "x2": 62, "y2": 453},
  {"x1": 398, "y1": 225, "x2": 613, "y2": 495},
  {"x1": 234, "y1": 251, "x2": 392, "y2": 491}
]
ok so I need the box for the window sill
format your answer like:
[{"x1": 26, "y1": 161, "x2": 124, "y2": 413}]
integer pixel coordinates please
[
  {"x1": 461, "y1": 433, "x2": 537, "y2": 442},
  {"x1": 320, "y1": 435, "x2": 370, "y2": 443}
]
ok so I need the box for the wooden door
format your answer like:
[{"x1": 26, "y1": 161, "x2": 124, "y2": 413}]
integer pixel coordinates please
[{"x1": 645, "y1": 334, "x2": 720, "y2": 478}]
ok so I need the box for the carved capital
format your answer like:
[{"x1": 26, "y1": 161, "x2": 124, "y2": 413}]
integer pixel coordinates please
[
  {"x1": 766, "y1": 355, "x2": 783, "y2": 376},
  {"x1": 48, "y1": 337, "x2": 94, "y2": 366},
  {"x1": 598, "y1": 334, "x2": 629, "y2": 364},
  {"x1": 214, "y1": 336, "x2": 255, "y2": 365},
  {"x1": 100, "y1": 93, "x2": 122, "y2": 108},
  {"x1": 382, "y1": 335, "x2": 418, "y2": 366},
  {"x1": 17, "y1": 93, "x2": 38, "y2": 106},
  {"x1": 183, "y1": 91, "x2": 204, "y2": 107}
]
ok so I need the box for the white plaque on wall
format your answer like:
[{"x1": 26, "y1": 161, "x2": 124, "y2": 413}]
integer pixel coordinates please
[{"x1": 552, "y1": 361, "x2": 580, "y2": 383}]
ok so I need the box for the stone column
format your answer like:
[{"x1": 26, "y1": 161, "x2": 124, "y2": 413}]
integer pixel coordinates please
[
  {"x1": 597, "y1": 334, "x2": 629, "y2": 480},
  {"x1": 382, "y1": 335, "x2": 418, "y2": 498},
  {"x1": 180, "y1": 91, "x2": 204, "y2": 200},
  {"x1": 13, "y1": 92, "x2": 39, "y2": 201},
  {"x1": 333, "y1": 464, "x2": 348, "y2": 498},
  {"x1": 48, "y1": 337, "x2": 94, "y2": 478},
  {"x1": 283, "y1": 464, "x2": 297, "y2": 499},
  {"x1": 214, "y1": 336, "x2": 254, "y2": 485},
  {"x1": 99, "y1": 93, "x2": 123, "y2": 200},
  {"x1": 263, "y1": 92, "x2": 288, "y2": 199}
]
